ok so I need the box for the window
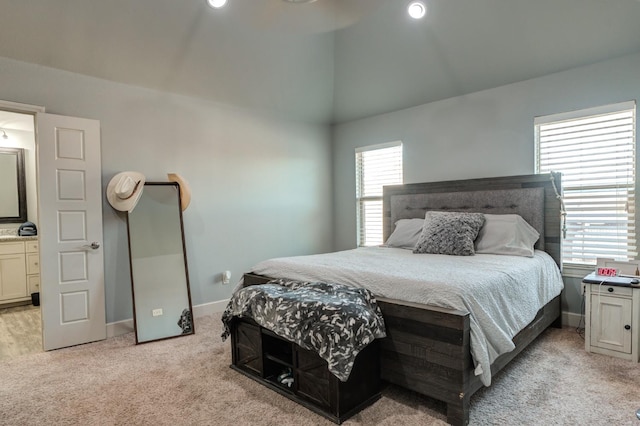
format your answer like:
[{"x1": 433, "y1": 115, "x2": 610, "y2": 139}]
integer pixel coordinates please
[
  {"x1": 535, "y1": 101, "x2": 636, "y2": 267},
  {"x1": 356, "y1": 142, "x2": 403, "y2": 247}
]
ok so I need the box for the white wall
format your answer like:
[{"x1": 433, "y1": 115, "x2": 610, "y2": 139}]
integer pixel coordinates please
[
  {"x1": 332, "y1": 52, "x2": 640, "y2": 315},
  {"x1": 0, "y1": 56, "x2": 333, "y2": 323}
]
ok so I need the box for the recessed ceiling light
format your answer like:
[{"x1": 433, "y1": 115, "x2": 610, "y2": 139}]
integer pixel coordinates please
[
  {"x1": 407, "y1": 1, "x2": 427, "y2": 19},
  {"x1": 207, "y1": 0, "x2": 228, "y2": 8}
]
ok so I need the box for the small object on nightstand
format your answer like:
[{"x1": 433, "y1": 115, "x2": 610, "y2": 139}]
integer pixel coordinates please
[{"x1": 597, "y1": 267, "x2": 618, "y2": 277}]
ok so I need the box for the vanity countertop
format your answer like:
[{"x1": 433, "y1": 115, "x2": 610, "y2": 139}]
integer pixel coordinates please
[{"x1": 0, "y1": 235, "x2": 38, "y2": 242}]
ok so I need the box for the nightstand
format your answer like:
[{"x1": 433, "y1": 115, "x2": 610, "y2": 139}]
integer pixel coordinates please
[{"x1": 583, "y1": 273, "x2": 640, "y2": 361}]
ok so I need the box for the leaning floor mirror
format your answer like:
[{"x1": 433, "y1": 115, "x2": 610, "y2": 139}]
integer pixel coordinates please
[{"x1": 127, "y1": 182, "x2": 194, "y2": 344}]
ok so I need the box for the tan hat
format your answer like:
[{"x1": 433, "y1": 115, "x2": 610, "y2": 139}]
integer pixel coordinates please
[
  {"x1": 106, "y1": 171, "x2": 146, "y2": 212},
  {"x1": 167, "y1": 173, "x2": 191, "y2": 211}
]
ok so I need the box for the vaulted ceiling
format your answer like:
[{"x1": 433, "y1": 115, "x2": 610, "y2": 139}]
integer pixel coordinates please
[{"x1": 1, "y1": 0, "x2": 640, "y2": 124}]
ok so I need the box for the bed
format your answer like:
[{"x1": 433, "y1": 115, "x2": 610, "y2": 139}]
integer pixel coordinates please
[{"x1": 239, "y1": 173, "x2": 564, "y2": 425}]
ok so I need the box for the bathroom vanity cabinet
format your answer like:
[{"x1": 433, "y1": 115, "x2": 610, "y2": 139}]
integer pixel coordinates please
[{"x1": 0, "y1": 239, "x2": 39, "y2": 306}]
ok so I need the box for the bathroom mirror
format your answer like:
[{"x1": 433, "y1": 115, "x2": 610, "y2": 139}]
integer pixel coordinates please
[
  {"x1": 127, "y1": 182, "x2": 194, "y2": 344},
  {"x1": 0, "y1": 147, "x2": 27, "y2": 223}
]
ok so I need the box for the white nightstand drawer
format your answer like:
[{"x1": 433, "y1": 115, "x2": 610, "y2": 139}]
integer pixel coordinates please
[{"x1": 589, "y1": 285, "x2": 633, "y2": 298}]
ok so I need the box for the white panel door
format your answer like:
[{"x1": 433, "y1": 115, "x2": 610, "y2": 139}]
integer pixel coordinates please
[{"x1": 37, "y1": 113, "x2": 106, "y2": 351}]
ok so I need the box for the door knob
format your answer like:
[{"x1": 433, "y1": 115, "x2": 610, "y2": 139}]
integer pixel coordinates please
[
  {"x1": 624, "y1": 324, "x2": 631, "y2": 330},
  {"x1": 90, "y1": 242, "x2": 100, "y2": 249}
]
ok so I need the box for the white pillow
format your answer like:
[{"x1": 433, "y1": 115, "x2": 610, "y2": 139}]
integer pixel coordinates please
[
  {"x1": 383, "y1": 218, "x2": 424, "y2": 249},
  {"x1": 475, "y1": 214, "x2": 539, "y2": 257}
]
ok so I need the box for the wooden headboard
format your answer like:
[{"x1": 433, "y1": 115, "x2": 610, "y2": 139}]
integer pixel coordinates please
[{"x1": 382, "y1": 173, "x2": 562, "y2": 268}]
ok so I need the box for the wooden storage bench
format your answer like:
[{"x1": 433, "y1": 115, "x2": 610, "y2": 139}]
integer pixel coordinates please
[{"x1": 230, "y1": 317, "x2": 381, "y2": 424}]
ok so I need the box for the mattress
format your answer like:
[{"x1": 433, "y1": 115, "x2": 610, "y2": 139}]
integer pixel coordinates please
[{"x1": 247, "y1": 246, "x2": 564, "y2": 386}]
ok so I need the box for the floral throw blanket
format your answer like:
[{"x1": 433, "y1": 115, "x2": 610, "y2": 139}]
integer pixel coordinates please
[{"x1": 221, "y1": 279, "x2": 386, "y2": 382}]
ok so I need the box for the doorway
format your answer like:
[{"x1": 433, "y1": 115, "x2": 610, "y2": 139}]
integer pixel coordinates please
[
  {"x1": 0, "y1": 108, "x2": 40, "y2": 361},
  {"x1": 0, "y1": 100, "x2": 107, "y2": 356}
]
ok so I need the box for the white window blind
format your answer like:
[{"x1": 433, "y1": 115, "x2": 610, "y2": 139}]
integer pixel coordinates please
[
  {"x1": 356, "y1": 142, "x2": 403, "y2": 247},
  {"x1": 535, "y1": 101, "x2": 637, "y2": 266}
]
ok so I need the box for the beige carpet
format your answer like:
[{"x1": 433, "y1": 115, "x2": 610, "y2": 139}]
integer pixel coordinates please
[{"x1": 0, "y1": 313, "x2": 638, "y2": 425}]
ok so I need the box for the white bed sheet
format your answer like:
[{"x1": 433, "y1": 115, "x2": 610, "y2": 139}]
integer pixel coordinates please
[{"x1": 248, "y1": 247, "x2": 564, "y2": 386}]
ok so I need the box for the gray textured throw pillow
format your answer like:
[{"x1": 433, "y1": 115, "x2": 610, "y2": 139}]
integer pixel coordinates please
[{"x1": 413, "y1": 211, "x2": 485, "y2": 256}]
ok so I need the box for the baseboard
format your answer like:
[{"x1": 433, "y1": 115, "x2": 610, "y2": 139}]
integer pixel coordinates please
[
  {"x1": 106, "y1": 298, "x2": 230, "y2": 338},
  {"x1": 192, "y1": 298, "x2": 230, "y2": 318},
  {"x1": 106, "y1": 318, "x2": 134, "y2": 338},
  {"x1": 562, "y1": 311, "x2": 584, "y2": 329}
]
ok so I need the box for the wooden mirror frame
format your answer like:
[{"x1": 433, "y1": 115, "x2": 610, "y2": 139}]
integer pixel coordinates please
[{"x1": 126, "y1": 182, "x2": 194, "y2": 344}]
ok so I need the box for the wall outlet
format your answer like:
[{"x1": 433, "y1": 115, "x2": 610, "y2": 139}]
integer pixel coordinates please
[
  {"x1": 222, "y1": 270, "x2": 231, "y2": 285},
  {"x1": 152, "y1": 308, "x2": 163, "y2": 317}
]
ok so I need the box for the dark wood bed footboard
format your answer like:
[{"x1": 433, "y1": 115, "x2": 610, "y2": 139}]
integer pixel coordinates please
[
  {"x1": 241, "y1": 273, "x2": 561, "y2": 426},
  {"x1": 375, "y1": 297, "x2": 472, "y2": 425}
]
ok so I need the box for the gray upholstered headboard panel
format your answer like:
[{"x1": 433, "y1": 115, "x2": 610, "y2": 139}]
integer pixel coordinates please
[
  {"x1": 382, "y1": 173, "x2": 562, "y2": 267},
  {"x1": 390, "y1": 187, "x2": 545, "y2": 250}
]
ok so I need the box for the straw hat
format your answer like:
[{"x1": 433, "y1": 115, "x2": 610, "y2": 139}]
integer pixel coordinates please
[
  {"x1": 106, "y1": 171, "x2": 145, "y2": 212},
  {"x1": 167, "y1": 173, "x2": 191, "y2": 211}
]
